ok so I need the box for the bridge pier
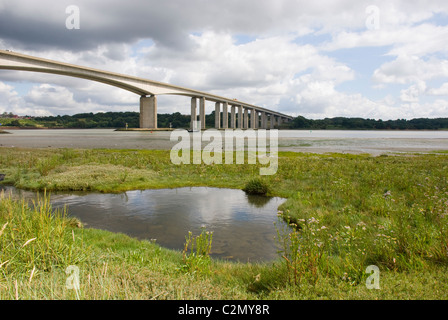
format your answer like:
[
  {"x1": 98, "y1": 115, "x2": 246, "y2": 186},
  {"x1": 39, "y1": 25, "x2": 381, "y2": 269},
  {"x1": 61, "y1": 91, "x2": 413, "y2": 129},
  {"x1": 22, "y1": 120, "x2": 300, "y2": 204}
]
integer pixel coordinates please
[
  {"x1": 250, "y1": 109, "x2": 257, "y2": 129},
  {"x1": 222, "y1": 102, "x2": 228, "y2": 129},
  {"x1": 215, "y1": 102, "x2": 221, "y2": 129},
  {"x1": 261, "y1": 112, "x2": 267, "y2": 129},
  {"x1": 199, "y1": 97, "x2": 206, "y2": 129},
  {"x1": 238, "y1": 106, "x2": 243, "y2": 129},
  {"x1": 244, "y1": 108, "x2": 249, "y2": 129},
  {"x1": 190, "y1": 97, "x2": 206, "y2": 130},
  {"x1": 140, "y1": 95, "x2": 157, "y2": 129},
  {"x1": 191, "y1": 97, "x2": 197, "y2": 130},
  {"x1": 230, "y1": 105, "x2": 236, "y2": 129}
]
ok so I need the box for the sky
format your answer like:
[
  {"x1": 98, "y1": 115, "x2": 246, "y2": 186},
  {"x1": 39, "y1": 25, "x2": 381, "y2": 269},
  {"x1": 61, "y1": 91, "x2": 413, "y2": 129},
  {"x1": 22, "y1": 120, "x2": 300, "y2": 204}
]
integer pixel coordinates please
[{"x1": 0, "y1": 0, "x2": 447, "y2": 120}]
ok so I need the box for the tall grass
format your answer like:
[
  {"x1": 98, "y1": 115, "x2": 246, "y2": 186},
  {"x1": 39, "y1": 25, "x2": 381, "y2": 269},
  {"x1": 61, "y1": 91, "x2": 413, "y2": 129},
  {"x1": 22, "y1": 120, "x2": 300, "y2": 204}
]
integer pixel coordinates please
[
  {"x1": 181, "y1": 227, "x2": 213, "y2": 275},
  {"x1": 276, "y1": 216, "x2": 328, "y2": 286},
  {"x1": 0, "y1": 190, "x2": 89, "y2": 298}
]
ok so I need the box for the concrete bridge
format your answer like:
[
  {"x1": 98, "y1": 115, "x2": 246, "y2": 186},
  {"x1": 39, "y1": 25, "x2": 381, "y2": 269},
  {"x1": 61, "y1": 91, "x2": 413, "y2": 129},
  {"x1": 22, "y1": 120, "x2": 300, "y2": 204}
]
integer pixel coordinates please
[{"x1": 0, "y1": 49, "x2": 293, "y2": 129}]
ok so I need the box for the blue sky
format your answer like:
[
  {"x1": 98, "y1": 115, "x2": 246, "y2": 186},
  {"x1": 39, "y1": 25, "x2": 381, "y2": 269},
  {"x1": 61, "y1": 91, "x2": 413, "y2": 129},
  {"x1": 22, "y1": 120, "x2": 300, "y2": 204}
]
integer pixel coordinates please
[{"x1": 0, "y1": 0, "x2": 447, "y2": 120}]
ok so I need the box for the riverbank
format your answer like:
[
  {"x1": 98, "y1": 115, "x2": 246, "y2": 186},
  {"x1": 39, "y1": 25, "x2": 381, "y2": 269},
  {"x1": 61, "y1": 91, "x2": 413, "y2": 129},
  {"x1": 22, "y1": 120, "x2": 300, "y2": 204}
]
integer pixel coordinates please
[{"x1": 1, "y1": 147, "x2": 448, "y2": 299}]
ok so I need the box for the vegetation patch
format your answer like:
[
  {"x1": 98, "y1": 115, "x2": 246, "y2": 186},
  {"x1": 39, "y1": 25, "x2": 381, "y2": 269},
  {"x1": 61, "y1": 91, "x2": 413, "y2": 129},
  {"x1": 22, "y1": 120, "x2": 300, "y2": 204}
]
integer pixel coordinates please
[
  {"x1": 181, "y1": 227, "x2": 213, "y2": 275},
  {"x1": 39, "y1": 164, "x2": 157, "y2": 192},
  {"x1": 243, "y1": 178, "x2": 270, "y2": 195},
  {"x1": 0, "y1": 192, "x2": 89, "y2": 280}
]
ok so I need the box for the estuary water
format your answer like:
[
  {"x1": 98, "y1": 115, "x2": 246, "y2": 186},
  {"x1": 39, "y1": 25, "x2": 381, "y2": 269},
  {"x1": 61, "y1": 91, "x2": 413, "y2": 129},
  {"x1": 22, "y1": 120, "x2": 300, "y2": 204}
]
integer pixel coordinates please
[{"x1": 0, "y1": 128, "x2": 447, "y2": 154}]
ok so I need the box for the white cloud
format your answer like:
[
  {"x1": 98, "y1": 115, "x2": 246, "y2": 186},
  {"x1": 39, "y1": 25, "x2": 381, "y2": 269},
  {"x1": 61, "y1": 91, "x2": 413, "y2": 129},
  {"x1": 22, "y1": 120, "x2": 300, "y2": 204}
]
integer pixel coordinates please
[
  {"x1": 428, "y1": 82, "x2": 448, "y2": 96},
  {"x1": 292, "y1": 79, "x2": 394, "y2": 119},
  {"x1": 399, "y1": 99, "x2": 448, "y2": 119},
  {"x1": 0, "y1": 82, "x2": 23, "y2": 114},
  {"x1": 372, "y1": 55, "x2": 448, "y2": 85},
  {"x1": 400, "y1": 81, "x2": 427, "y2": 103},
  {"x1": 26, "y1": 84, "x2": 75, "y2": 108},
  {"x1": 322, "y1": 21, "x2": 448, "y2": 57},
  {"x1": 0, "y1": 82, "x2": 137, "y2": 116}
]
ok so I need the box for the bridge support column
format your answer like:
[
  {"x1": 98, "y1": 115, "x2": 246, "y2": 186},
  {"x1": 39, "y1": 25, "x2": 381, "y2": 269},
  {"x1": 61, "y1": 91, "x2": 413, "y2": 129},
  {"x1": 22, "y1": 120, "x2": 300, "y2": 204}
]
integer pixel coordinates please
[
  {"x1": 222, "y1": 102, "x2": 228, "y2": 129},
  {"x1": 230, "y1": 105, "x2": 236, "y2": 129},
  {"x1": 200, "y1": 97, "x2": 206, "y2": 129},
  {"x1": 244, "y1": 108, "x2": 249, "y2": 129},
  {"x1": 140, "y1": 95, "x2": 157, "y2": 129},
  {"x1": 270, "y1": 114, "x2": 275, "y2": 129},
  {"x1": 250, "y1": 109, "x2": 257, "y2": 129},
  {"x1": 191, "y1": 97, "x2": 197, "y2": 130},
  {"x1": 261, "y1": 112, "x2": 267, "y2": 129},
  {"x1": 238, "y1": 106, "x2": 243, "y2": 129},
  {"x1": 215, "y1": 102, "x2": 221, "y2": 129}
]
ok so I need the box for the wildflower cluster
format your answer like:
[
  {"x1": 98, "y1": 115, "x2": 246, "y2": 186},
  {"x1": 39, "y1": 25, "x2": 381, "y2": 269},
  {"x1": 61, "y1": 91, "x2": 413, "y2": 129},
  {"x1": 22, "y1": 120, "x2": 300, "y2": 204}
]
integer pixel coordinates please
[{"x1": 276, "y1": 213, "x2": 329, "y2": 286}]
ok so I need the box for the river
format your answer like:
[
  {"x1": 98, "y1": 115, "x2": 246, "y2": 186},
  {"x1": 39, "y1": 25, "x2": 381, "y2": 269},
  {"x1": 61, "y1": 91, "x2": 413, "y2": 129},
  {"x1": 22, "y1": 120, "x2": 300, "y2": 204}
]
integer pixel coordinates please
[{"x1": 1, "y1": 128, "x2": 447, "y2": 154}]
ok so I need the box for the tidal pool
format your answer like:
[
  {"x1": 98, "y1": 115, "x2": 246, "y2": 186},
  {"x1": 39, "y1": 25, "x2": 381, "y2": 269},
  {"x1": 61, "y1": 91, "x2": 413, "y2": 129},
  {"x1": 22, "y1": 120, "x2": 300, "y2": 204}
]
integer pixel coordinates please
[{"x1": 2, "y1": 186, "x2": 288, "y2": 262}]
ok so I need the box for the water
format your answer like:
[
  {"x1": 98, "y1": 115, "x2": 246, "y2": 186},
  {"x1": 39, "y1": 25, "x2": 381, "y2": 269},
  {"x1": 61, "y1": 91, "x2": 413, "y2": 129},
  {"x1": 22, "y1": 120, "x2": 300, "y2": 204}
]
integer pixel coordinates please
[
  {"x1": 1, "y1": 128, "x2": 447, "y2": 154},
  {"x1": 277, "y1": 130, "x2": 448, "y2": 154},
  {"x1": 1, "y1": 186, "x2": 288, "y2": 263},
  {"x1": 278, "y1": 130, "x2": 448, "y2": 139}
]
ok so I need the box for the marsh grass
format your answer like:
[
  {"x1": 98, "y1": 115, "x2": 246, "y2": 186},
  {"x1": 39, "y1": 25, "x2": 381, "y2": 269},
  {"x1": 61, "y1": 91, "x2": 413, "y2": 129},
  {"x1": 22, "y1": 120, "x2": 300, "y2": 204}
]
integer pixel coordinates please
[
  {"x1": 181, "y1": 227, "x2": 213, "y2": 275},
  {"x1": 0, "y1": 147, "x2": 448, "y2": 299},
  {"x1": 243, "y1": 178, "x2": 270, "y2": 195},
  {"x1": 40, "y1": 164, "x2": 156, "y2": 191},
  {"x1": 0, "y1": 190, "x2": 91, "y2": 299},
  {"x1": 0, "y1": 191, "x2": 89, "y2": 274}
]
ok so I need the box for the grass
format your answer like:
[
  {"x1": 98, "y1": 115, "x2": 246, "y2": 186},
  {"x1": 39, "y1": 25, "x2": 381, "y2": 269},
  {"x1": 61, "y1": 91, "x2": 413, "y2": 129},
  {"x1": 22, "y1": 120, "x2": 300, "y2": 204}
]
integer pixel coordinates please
[
  {"x1": 243, "y1": 178, "x2": 270, "y2": 195},
  {"x1": 181, "y1": 227, "x2": 213, "y2": 275},
  {"x1": 0, "y1": 147, "x2": 448, "y2": 299}
]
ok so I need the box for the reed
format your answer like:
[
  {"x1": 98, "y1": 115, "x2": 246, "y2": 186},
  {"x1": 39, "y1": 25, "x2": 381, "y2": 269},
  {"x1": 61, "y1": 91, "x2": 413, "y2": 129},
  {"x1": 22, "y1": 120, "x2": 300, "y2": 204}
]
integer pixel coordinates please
[
  {"x1": 181, "y1": 227, "x2": 213, "y2": 275},
  {"x1": 0, "y1": 190, "x2": 90, "y2": 299}
]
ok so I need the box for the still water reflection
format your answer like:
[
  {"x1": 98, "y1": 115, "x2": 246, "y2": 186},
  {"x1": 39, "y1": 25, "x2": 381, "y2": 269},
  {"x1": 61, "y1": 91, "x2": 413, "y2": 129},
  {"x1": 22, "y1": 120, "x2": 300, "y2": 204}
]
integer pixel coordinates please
[{"x1": 3, "y1": 186, "x2": 288, "y2": 262}]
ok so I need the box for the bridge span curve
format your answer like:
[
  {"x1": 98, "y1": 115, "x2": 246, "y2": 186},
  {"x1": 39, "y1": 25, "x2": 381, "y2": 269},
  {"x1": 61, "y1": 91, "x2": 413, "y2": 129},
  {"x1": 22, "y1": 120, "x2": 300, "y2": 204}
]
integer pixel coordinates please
[{"x1": 0, "y1": 49, "x2": 292, "y2": 129}]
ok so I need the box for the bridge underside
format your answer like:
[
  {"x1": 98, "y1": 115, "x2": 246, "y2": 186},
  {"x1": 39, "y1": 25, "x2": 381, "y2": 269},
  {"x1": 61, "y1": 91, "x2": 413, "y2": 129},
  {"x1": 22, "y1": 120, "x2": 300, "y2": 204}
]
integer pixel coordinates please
[{"x1": 0, "y1": 50, "x2": 293, "y2": 129}]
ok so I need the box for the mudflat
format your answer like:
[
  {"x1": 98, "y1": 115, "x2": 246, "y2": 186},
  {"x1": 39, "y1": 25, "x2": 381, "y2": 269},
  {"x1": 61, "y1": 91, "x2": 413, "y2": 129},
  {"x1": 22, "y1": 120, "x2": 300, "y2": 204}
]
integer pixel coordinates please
[{"x1": 1, "y1": 128, "x2": 447, "y2": 155}]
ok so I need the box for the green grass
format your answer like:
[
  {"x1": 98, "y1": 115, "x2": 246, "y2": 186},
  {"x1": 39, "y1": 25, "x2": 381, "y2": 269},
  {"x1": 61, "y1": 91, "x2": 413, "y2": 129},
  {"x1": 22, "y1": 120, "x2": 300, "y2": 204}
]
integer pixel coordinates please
[
  {"x1": 243, "y1": 178, "x2": 270, "y2": 195},
  {"x1": 0, "y1": 147, "x2": 448, "y2": 299}
]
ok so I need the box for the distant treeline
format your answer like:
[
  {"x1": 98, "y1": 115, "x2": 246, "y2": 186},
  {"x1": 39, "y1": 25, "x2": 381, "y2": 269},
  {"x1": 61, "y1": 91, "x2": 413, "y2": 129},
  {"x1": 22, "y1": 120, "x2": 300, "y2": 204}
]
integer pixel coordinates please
[
  {"x1": 35, "y1": 111, "x2": 222, "y2": 129},
  {"x1": 7, "y1": 111, "x2": 448, "y2": 130},
  {"x1": 35, "y1": 112, "x2": 190, "y2": 129},
  {"x1": 290, "y1": 116, "x2": 448, "y2": 130}
]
